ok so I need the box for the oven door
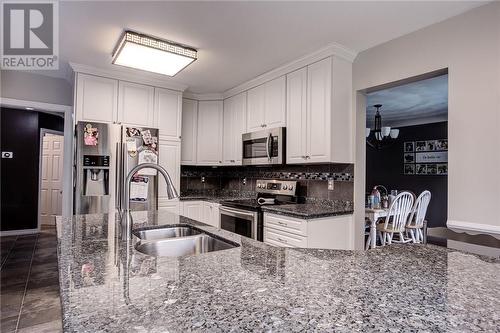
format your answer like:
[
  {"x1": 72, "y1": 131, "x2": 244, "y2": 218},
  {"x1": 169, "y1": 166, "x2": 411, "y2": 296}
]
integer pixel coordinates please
[
  {"x1": 242, "y1": 127, "x2": 284, "y2": 165},
  {"x1": 219, "y1": 206, "x2": 258, "y2": 240}
]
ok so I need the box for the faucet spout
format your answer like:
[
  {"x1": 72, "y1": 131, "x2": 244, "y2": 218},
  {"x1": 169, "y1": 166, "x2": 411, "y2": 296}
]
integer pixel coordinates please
[{"x1": 121, "y1": 163, "x2": 179, "y2": 240}]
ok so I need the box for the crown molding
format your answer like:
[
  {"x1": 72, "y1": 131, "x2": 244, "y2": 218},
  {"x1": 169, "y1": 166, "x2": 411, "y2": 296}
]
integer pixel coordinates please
[
  {"x1": 222, "y1": 42, "x2": 358, "y2": 99},
  {"x1": 182, "y1": 92, "x2": 224, "y2": 101},
  {"x1": 70, "y1": 62, "x2": 189, "y2": 92}
]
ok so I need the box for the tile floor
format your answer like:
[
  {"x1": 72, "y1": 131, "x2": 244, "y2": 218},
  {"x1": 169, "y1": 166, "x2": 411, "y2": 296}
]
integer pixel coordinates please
[{"x1": 1, "y1": 226, "x2": 62, "y2": 333}]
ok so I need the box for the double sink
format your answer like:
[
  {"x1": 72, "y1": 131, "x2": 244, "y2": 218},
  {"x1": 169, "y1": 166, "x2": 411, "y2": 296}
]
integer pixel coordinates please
[{"x1": 133, "y1": 225, "x2": 238, "y2": 257}]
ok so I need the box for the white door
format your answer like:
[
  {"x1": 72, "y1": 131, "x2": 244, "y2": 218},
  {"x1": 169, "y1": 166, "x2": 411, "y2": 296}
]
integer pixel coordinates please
[
  {"x1": 118, "y1": 81, "x2": 155, "y2": 127},
  {"x1": 264, "y1": 76, "x2": 286, "y2": 128},
  {"x1": 181, "y1": 99, "x2": 198, "y2": 165},
  {"x1": 246, "y1": 84, "x2": 265, "y2": 132},
  {"x1": 286, "y1": 67, "x2": 308, "y2": 164},
  {"x1": 155, "y1": 88, "x2": 182, "y2": 141},
  {"x1": 307, "y1": 57, "x2": 332, "y2": 163},
  {"x1": 76, "y1": 73, "x2": 118, "y2": 123},
  {"x1": 196, "y1": 101, "x2": 223, "y2": 165},
  {"x1": 40, "y1": 133, "x2": 64, "y2": 226}
]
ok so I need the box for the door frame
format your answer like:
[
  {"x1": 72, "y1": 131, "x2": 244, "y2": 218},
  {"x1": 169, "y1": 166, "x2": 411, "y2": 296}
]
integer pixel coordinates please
[
  {"x1": 0, "y1": 97, "x2": 73, "y2": 236},
  {"x1": 38, "y1": 128, "x2": 65, "y2": 230}
]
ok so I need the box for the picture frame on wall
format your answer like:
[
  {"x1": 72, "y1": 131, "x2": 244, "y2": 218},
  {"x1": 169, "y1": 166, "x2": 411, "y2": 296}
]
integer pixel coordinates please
[
  {"x1": 437, "y1": 164, "x2": 448, "y2": 175},
  {"x1": 427, "y1": 164, "x2": 437, "y2": 175},
  {"x1": 404, "y1": 141, "x2": 415, "y2": 152},
  {"x1": 404, "y1": 153, "x2": 415, "y2": 163},
  {"x1": 426, "y1": 140, "x2": 436, "y2": 151},
  {"x1": 415, "y1": 141, "x2": 427, "y2": 152},
  {"x1": 404, "y1": 164, "x2": 415, "y2": 175},
  {"x1": 436, "y1": 139, "x2": 448, "y2": 150},
  {"x1": 416, "y1": 164, "x2": 427, "y2": 175}
]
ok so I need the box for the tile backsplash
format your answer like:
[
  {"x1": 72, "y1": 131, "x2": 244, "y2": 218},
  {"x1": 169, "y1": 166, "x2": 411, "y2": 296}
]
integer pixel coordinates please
[{"x1": 180, "y1": 163, "x2": 354, "y2": 202}]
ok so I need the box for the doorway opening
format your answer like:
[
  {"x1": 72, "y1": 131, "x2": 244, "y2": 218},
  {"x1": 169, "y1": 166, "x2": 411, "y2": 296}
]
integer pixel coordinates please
[
  {"x1": 364, "y1": 71, "x2": 448, "y2": 249},
  {"x1": 39, "y1": 130, "x2": 65, "y2": 227}
]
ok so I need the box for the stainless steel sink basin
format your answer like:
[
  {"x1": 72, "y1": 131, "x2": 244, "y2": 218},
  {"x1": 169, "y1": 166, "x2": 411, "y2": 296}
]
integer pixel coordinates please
[
  {"x1": 133, "y1": 225, "x2": 202, "y2": 241},
  {"x1": 135, "y1": 234, "x2": 237, "y2": 257}
]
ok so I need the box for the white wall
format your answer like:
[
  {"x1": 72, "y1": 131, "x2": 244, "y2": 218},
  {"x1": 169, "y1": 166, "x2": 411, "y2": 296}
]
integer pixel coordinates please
[
  {"x1": 352, "y1": 1, "x2": 500, "y2": 247},
  {"x1": 0, "y1": 71, "x2": 73, "y2": 106}
]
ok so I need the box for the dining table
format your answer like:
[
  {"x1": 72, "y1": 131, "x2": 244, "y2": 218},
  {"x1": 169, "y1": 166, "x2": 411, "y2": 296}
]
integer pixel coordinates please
[{"x1": 365, "y1": 207, "x2": 427, "y2": 249}]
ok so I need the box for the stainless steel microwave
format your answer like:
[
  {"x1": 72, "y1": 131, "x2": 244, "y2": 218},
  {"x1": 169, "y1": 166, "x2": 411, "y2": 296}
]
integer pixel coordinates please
[{"x1": 242, "y1": 127, "x2": 285, "y2": 165}]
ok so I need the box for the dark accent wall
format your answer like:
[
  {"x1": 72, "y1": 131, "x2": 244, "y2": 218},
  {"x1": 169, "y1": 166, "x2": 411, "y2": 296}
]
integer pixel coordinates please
[
  {"x1": 366, "y1": 121, "x2": 447, "y2": 228},
  {"x1": 1, "y1": 108, "x2": 64, "y2": 231},
  {"x1": 181, "y1": 163, "x2": 354, "y2": 203}
]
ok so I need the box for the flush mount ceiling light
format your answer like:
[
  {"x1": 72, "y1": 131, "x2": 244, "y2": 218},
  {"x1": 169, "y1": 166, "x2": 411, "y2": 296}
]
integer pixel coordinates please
[{"x1": 112, "y1": 31, "x2": 197, "y2": 76}]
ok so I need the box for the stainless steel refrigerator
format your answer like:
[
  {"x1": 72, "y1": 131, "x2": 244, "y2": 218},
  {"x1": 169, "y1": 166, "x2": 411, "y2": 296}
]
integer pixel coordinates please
[{"x1": 73, "y1": 121, "x2": 160, "y2": 214}]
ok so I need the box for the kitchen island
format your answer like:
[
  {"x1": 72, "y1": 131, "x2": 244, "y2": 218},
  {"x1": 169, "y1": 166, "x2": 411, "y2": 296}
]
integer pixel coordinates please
[{"x1": 56, "y1": 210, "x2": 499, "y2": 332}]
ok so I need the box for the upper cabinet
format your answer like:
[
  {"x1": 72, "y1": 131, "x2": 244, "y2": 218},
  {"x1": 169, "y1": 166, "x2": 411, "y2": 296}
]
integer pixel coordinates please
[
  {"x1": 155, "y1": 88, "x2": 182, "y2": 141},
  {"x1": 75, "y1": 73, "x2": 118, "y2": 123},
  {"x1": 181, "y1": 99, "x2": 198, "y2": 165},
  {"x1": 118, "y1": 81, "x2": 155, "y2": 127},
  {"x1": 223, "y1": 92, "x2": 247, "y2": 165},
  {"x1": 196, "y1": 101, "x2": 223, "y2": 165},
  {"x1": 286, "y1": 57, "x2": 352, "y2": 164},
  {"x1": 246, "y1": 76, "x2": 286, "y2": 132}
]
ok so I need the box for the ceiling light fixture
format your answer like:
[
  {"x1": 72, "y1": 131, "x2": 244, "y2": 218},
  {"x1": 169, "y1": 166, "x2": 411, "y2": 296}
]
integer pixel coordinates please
[
  {"x1": 366, "y1": 104, "x2": 399, "y2": 149},
  {"x1": 112, "y1": 31, "x2": 197, "y2": 76}
]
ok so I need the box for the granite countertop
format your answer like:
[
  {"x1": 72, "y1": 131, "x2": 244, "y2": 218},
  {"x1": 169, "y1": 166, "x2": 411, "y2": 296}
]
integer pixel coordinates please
[
  {"x1": 261, "y1": 203, "x2": 353, "y2": 219},
  {"x1": 55, "y1": 211, "x2": 500, "y2": 332}
]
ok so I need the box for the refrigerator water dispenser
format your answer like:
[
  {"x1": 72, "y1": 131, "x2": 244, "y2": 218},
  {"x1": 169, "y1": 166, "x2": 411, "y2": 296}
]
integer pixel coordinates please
[{"x1": 82, "y1": 155, "x2": 110, "y2": 196}]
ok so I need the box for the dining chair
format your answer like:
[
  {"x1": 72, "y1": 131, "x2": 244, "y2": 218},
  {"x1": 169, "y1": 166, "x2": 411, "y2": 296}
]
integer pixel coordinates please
[
  {"x1": 376, "y1": 191, "x2": 414, "y2": 245},
  {"x1": 405, "y1": 190, "x2": 431, "y2": 243}
]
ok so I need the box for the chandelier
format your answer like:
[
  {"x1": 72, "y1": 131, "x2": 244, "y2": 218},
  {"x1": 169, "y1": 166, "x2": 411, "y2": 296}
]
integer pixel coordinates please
[{"x1": 366, "y1": 104, "x2": 399, "y2": 149}]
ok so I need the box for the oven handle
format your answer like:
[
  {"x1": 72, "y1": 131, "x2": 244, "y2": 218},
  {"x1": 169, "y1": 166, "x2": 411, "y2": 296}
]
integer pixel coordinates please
[
  {"x1": 219, "y1": 206, "x2": 256, "y2": 221},
  {"x1": 266, "y1": 133, "x2": 271, "y2": 160}
]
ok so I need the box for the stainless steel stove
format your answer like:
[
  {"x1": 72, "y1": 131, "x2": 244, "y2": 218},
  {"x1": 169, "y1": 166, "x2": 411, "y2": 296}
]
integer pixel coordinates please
[{"x1": 219, "y1": 180, "x2": 297, "y2": 241}]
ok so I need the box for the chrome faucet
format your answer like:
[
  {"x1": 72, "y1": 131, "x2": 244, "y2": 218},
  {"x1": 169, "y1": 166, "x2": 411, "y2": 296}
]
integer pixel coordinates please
[{"x1": 121, "y1": 163, "x2": 179, "y2": 240}]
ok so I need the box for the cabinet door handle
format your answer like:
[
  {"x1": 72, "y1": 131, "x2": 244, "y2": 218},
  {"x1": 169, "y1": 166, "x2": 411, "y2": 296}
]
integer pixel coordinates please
[
  {"x1": 277, "y1": 237, "x2": 287, "y2": 243},
  {"x1": 277, "y1": 221, "x2": 287, "y2": 226}
]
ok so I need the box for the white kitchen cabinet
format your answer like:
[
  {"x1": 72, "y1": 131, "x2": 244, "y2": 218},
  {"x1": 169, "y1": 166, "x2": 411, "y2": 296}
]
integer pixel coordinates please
[
  {"x1": 196, "y1": 100, "x2": 223, "y2": 165},
  {"x1": 158, "y1": 140, "x2": 180, "y2": 201},
  {"x1": 181, "y1": 201, "x2": 203, "y2": 221},
  {"x1": 202, "y1": 202, "x2": 220, "y2": 228},
  {"x1": 263, "y1": 212, "x2": 353, "y2": 250},
  {"x1": 246, "y1": 84, "x2": 265, "y2": 132},
  {"x1": 223, "y1": 92, "x2": 247, "y2": 165},
  {"x1": 286, "y1": 67, "x2": 308, "y2": 164},
  {"x1": 158, "y1": 199, "x2": 180, "y2": 215},
  {"x1": 246, "y1": 76, "x2": 286, "y2": 132},
  {"x1": 75, "y1": 73, "x2": 118, "y2": 123},
  {"x1": 118, "y1": 81, "x2": 155, "y2": 127},
  {"x1": 264, "y1": 76, "x2": 286, "y2": 128},
  {"x1": 155, "y1": 88, "x2": 182, "y2": 141},
  {"x1": 286, "y1": 57, "x2": 352, "y2": 164},
  {"x1": 181, "y1": 99, "x2": 198, "y2": 165}
]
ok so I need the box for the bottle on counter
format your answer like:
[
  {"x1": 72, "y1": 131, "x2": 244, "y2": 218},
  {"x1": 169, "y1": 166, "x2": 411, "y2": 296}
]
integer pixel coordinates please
[
  {"x1": 388, "y1": 190, "x2": 398, "y2": 206},
  {"x1": 382, "y1": 195, "x2": 389, "y2": 209}
]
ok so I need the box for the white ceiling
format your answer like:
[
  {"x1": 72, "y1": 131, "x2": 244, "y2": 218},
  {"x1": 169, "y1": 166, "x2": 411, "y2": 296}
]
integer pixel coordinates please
[
  {"x1": 47, "y1": 1, "x2": 486, "y2": 93},
  {"x1": 366, "y1": 74, "x2": 448, "y2": 128}
]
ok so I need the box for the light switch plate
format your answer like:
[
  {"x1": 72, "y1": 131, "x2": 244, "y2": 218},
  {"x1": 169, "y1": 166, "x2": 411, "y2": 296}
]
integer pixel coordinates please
[
  {"x1": 328, "y1": 179, "x2": 334, "y2": 190},
  {"x1": 2, "y1": 152, "x2": 13, "y2": 158}
]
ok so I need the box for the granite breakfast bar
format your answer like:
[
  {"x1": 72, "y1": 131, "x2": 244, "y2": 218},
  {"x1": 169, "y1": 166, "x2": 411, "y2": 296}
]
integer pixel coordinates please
[{"x1": 56, "y1": 210, "x2": 500, "y2": 332}]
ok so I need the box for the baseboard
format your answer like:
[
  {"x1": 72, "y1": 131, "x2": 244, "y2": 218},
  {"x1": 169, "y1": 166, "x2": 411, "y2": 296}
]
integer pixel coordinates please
[
  {"x1": 0, "y1": 228, "x2": 39, "y2": 237},
  {"x1": 447, "y1": 220, "x2": 500, "y2": 239}
]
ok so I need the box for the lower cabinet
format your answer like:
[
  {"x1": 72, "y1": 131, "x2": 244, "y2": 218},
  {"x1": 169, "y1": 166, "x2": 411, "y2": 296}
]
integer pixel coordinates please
[
  {"x1": 202, "y1": 202, "x2": 220, "y2": 228},
  {"x1": 263, "y1": 213, "x2": 353, "y2": 250},
  {"x1": 158, "y1": 199, "x2": 179, "y2": 215},
  {"x1": 179, "y1": 201, "x2": 220, "y2": 228}
]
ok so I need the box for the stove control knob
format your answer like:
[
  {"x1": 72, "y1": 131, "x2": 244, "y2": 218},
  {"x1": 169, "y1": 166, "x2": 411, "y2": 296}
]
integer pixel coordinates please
[
  {"x1": 282, "y1": 185, "x2": 288, "y2": 190},
  {"x1": 289, "y1": 185, "x2": 294, "y2": 190}
]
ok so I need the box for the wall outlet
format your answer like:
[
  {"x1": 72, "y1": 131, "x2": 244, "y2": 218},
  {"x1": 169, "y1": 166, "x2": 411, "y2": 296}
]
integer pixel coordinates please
[
  {"x1": 242, "y1": 177, "x2": 247, "y2": 185},
  {"x1": 328, "y1": 179, "x2": 335, "y2": 190},
  {"x1": 201, "y1": 176, "x2": 205, "y2": 183}
]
